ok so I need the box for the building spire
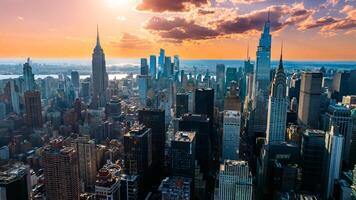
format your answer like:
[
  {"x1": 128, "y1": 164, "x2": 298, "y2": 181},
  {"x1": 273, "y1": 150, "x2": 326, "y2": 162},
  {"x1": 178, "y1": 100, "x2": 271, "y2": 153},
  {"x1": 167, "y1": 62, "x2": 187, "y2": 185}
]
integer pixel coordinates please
[
  {"x1": 247, "y1": 42, "x2": 250, "y2": 60},
  {"x1": 96, "y1": 24, "x2": 101, "y2": 47},
  {"x1": 267, "y1": 9, "x2": 270, "y2": 22},
  {"x1": 278, "y1": 42, "x2": 284, "y2": 71}
]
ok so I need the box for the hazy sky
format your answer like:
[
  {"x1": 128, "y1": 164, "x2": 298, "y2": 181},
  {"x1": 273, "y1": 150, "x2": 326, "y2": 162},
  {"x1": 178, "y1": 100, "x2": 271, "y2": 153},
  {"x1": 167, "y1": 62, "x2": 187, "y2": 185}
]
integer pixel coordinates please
[{"x1": 0, "y1": 0, "x2": 355, "y2": 60}]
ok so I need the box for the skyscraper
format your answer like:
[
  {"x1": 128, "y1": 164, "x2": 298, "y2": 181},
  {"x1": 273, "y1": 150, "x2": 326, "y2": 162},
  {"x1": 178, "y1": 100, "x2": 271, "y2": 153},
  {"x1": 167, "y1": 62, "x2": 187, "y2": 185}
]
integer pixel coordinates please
[
  {"x1": 24, "y1": 90, "x2": 43, "y2": 128},
  {"x1": 301, "y1": 129, "x2": 326, "y2": 192},
  {"x1": 71, "y1": 136, "x2": 97, "y2": 192},
  {"x1": 174, "y1": 55, "x2": 180, "y2": 71},
  {"x1": 224, "y1": 81, "x2": 242, "y2": 112},
  {"x1": 223, "y1": 110, "x2": 241, "y2": 160},
  {"x1": 0, "y1": 163, "x2": 30, "y2": 200},
  {"x1": 43, "y1": 138, "x2": 80, "y2": 200},
  {"x1": 171, "y1": 131, "x2": 196, "y2": 178},
  {"x1": 324, "y1": 126, "x2": 344, "y2": 199},
  {"x1": 324, "y1": 103, "x2": 353, "y2": 164},
  {"x1": 176, "y1": 93, "x2": 189, "y2": 118},
  {"x1": 158, "y1": 48, "x2": 165, "y2": 76},
  {"x1": 140, "y1": 58, "x2": 148, "y2": 75},
  {"x1": 138, "y1": 109, "x2": 165, "y2": 179},
  {"x1": 71, "y1": 70, "x2": 80, "y2": 88},
  {"x1": 23, "y1": 58, "x2": 35, "y2": 92},
  {"x1": 9, "y1": 79, "x2": 20, "y2": 114},
  {"x1": 226, "y1": 67, "x2": 237, "y2": 92},
  {"x1": 298, "y1": 72, "x2": 322, "y2": 129},
  {"x1": 216, "y1": 64, "x2": 226, "y2": 99},
  {"x1": 218, "y1": 160, "x2": 253, "y2": 200},
  {"x1": 251, "y1": 13, "x2": 272, "y2": 135},
  {"x1": 149, "y1": 55, "x2": 156, "y2": 79},
  {"x1": 123, "y1": 124, "x2": 152, "y2": 176},
  {"x1": 195, "y1": 88, "x2": 214, "y2": 122},
  {"x1": 266, "y1": 48, "x2": 287, "y2": 144},
  {"x1": 137, "y1": 75, "x2": 149, "y2": 106},
  {"x1": 159, "y1": 177, "x2": 191, "y2": 200},
  {"x1": 91, "y1": 26, "x2": 108, "y2": 108}
]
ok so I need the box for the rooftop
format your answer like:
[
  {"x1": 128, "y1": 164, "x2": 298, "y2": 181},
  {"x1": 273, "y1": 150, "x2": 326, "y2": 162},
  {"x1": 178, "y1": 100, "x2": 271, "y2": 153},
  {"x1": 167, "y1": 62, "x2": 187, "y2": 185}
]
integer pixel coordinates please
[{"x1": 174, "y1": 131, "x2": 196, "y2": 142}]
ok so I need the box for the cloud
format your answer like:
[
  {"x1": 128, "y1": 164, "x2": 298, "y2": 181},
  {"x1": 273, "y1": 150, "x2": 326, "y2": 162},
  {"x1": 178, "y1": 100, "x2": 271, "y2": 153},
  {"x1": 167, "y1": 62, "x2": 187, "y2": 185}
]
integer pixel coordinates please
[
  {"x1": 143, "y1": 3, "x2": 316, "y2": 42},
  {"x1": 17, "y1": 16, "x2": 24, "y2": 21},
  {"x1": 112, "y1": 33, "x2": 152, "y2": 49},
  {"x1": 230, "y1": 0, "x2": 266, "y2": 4},
  {"x1": 136, "y1": 0, "x2": 208, "y2": 12},
  {"x1": 145, "y1": 17, "x2": 219, "y2": 42},
  {"x1": 299, "y1": 5, "x2": 356, "y2": 33}
]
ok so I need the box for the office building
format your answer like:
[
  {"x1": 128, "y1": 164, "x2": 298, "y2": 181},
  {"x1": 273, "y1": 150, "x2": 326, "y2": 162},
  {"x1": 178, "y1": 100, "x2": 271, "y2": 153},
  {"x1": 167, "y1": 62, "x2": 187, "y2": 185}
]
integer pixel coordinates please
[
  {"x1": 0, "y1": 163, "x2": 30, "y2": 200},
  {"x1": 174, "y1": 55, "x2": 180, "y2": 71},
  {"x1": 149, "y1": 55, "x2": 157, "y2": 78},
  {"x1": 72, "y1": 136, "x2": 97, "y2": 192},
  {"x1": 91, "y1": 27, "x2": 108, "y2": 107},
  {"x1": 251, "y1": 14, "x2": 272, "y2": 135},
  {"x1": 171, "y1": 131, "x2": 196, "y2": 178},
  {"x1": 137, "y1": 75, "x2": 149, "y2": 106},
  {"x1": 95, "y1": 168, "x2": 120, "y2": 200},
  {"x1": 158, "y1": 176, "x2": 191, "y2": 200},
  {"x1": 194, "y1": 88, "x2": 214, "y2": 122},
  {"x1": 9, "y1": 80, "x2": 20, "y2": 114},
  {"x1": 176, "y1": 93, "x2": 189, "y2": 118},
  {"x1": 138, "y1": 109, "x2": 165, "y2": 180},
  {"x1": 24, "y1": 90, "x2": 43, "y2": 128},
  {"x1": 300, "y1": 129, "x2": 326, "y2": 192},
  {"x1": 298, "y1": 72, "x2": 322, "y2": 129},
  {"x1": 123, "y1": 124, "x2": 152, "y2": 175},
  {"x1": 120, "y1": 174, "x2": 139, "y2": 200},
  {"x1": 216, "y1": 64, "x2": 225, "y2": 99},
  {"x1": 23, "y1": 58, "x2": 35, "y2": 92},
  {"x1": 140, "y1": 58, "x2": 148, "y2": 75},
  {"x1": 71, "y1": 71, "x2": 80, "y2": 88},
  {"x1": 349, "y1": 109, "x2": 356, "y2": 168},
  {"x1": 324, "y1": 126, "x2": 344, "y2": 199},
  {"x1": 222, "y1": 110, "x2": 241, "y2": 160},
  {"x1": 324, "y1": 103, "x2": 352, "y2": 164},
  {"x1": 226, "y1": 67, "x2": 237, "y2": 92},
  {"x1": 331, "y1": 71, "x2": 350, "y2": 102},
  {"x1": 224, "y1": 81, "x2": 242, "y2": 112},
  {"x1": 342, "y1": 95, "x2": 356, "y2": 107},
  {"x1": 43, "y1": 138, "x2": 80, "y2": 200},
  {"x1": 158, "y1": 48, "x2": 165, "y2": 75},
  {"x1": 218, "y1": 160, "x2": 253, "y2": 200},
  {"x1": 266, "y1": 50, "x2": 287, "y2": 144}
]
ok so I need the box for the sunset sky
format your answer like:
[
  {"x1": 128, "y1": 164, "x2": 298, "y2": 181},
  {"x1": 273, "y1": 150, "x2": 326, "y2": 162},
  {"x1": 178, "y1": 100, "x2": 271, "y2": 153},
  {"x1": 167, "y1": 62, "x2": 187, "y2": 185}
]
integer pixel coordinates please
[{"x1": 0, "y1": 0, "x2": 355, "y2": 60}]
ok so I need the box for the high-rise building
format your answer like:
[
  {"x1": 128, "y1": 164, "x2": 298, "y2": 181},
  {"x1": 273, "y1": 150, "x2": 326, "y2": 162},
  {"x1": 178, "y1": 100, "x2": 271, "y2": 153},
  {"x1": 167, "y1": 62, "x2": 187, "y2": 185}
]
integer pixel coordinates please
[
  {"x1": 0, "y1": 163, "x2": 30, "y2": 200},
  {"x1": 224, "y1": 81, "x2": 242, "y2": 112},
  {"x1": 171, "y1": 131, "x2": 196, "y2": 178},
  {"x1": 71, "y1": 136, "x2": 97, "y2": 192},
  {"x1": 226, "y1": 67, "x2": 237, "y2": 92},
  {"x1": 218, "y1": 160, "x2": 253, "y2": 200},
  {"x1": 24, "y1": 90, "x2": 43, "y2": 128},
  {"x1": 149, "y1": 55, "x2": 157, "y2": 79},
  {"x1": 251, "y1": 13, "x2": 272, "y2": 135},
  {"x1": 138, "y1": 109, "x2": 165, "y2": 180},
  {"x1": 331, "y1": 71, "x2": 350, "y2": 102},
  {"x1": 178, "y1": 114, "x2": 211, "y2": 175},
  {"x1": 298, "y1": 72, "x2": 322, "y2": 129},
  {"x1": 176, "y1": 93, "x2": 189, "y2": 118},
  {"x1": 95, "y1": 167, "x2": 120, "y2": 200},
  {"x1": 158, "y1": 176, "x2": 191, "y2": 200},
  {"x1": 43, "y1": 138, "x2": 80, "y2": 200},
  {"x1": 216, "y1": 64, "x2": 226, "y2": 99},
  {"x1": 23, "y1": 58, "x2": 35, "y2": 92},
  {"x1": 194, "y1": 88, "x2": 214, "y2": 122},
  {"x1": 91, "y1": 26, "x2": 108, "y2": 107},
  {"x1": 349, "y1": 109, "x2": 356, "y2": 168},
  {"x1": 9, "y1": 80, "x2": 20, "y2": 114},
  {"x1": 222, "y1": 110, "x2": 241, "y2": 160},
  {"x1": 140, "y1": 58, "x2": 148, "y2": 75},
  {"x1": 324, "y1": 126, "x2": 344, "y2": 199},
  {"x1": 120, "y1": 174, "x2": 139, "y2": 200},
  {"x1": 137, "y1": 75, "x2": 149, "y2": 106},
  {"x1": 123, "y1": 124, "x2": 152, "y2": 176},
  {"x1": 266, "y1": 50, "x2": 287, "y2": 144},
  {"x1": 71, "y1": 71, "x2": 80, "y2": 88},
  {"x1": 158, "y1": 48, "x2": 165, "y2": 76},
  {"x1": 174, "y1": 55, "x2": 180, "y2": 71},
  {"x1": 342, "y1": 95, "x2": 356, "y2": 107},
  {"x1": 164, "y1": 56, "x2": 172, "y2": 77},
  {"x1": 324, "y1": 103, "x2": 353, "y2": 164},
  {"x1": 300, "y1": 129, "x2": 326, "y2": 192}
]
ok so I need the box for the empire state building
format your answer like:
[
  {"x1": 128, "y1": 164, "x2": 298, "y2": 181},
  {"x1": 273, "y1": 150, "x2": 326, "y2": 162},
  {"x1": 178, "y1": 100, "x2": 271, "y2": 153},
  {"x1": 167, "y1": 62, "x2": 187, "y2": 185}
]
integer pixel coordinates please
[{"x1": 91, "y1": 26, "x2": 108, "y2": 108}]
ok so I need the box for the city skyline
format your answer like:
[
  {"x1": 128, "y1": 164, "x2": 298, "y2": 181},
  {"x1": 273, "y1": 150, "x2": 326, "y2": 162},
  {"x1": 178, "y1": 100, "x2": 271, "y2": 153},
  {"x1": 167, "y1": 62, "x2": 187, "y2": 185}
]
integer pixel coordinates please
[{"x1": 0, "y1": 0, "x2": 355, "y2": 60}]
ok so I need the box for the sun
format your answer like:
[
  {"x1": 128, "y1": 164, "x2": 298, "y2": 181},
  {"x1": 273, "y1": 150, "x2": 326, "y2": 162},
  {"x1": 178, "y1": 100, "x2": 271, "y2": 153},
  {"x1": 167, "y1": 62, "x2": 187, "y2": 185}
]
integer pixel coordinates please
[{"x1": 105, "y1": 0, "x2": 130, "y2": 8}]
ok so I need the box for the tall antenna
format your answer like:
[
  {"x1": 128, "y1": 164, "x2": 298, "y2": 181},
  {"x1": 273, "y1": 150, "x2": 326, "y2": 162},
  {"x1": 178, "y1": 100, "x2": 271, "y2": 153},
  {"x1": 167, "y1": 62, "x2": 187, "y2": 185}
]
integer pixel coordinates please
[
  {"x1": 267, "y1": 9, "x2": 270, "y2": 22},
  {"x1": 247, "y1": 42, "x2": 250, "y2": 60}
]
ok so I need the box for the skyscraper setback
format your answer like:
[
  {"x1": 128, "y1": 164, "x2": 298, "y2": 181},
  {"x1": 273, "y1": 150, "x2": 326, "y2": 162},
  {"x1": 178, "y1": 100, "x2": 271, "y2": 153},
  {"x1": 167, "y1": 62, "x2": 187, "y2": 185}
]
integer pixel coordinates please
[{"x1": 91, "y1": 27, "x2": 108, "y2": 108}]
